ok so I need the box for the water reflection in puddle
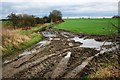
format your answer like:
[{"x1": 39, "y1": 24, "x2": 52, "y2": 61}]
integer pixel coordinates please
[
  {"x1": 42, "y1": 32, "x2": 56, "y2": 37},
  {"x1": 71, "y1": 36, "x2": 117, "y2": 53}
]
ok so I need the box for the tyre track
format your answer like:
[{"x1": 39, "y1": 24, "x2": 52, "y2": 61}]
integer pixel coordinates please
[{"x1": 3, "y1": 29, "x2": 112, "y2": 79}]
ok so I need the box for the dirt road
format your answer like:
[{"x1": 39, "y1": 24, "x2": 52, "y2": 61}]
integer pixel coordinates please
[{"x1": 2, "y1": 29, "x2": 119, "y2": 79}]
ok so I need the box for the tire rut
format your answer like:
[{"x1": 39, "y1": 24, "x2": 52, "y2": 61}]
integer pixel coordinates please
[
  {"x1": 3, "y1": 29, "x2": 107, "y2": 79},
  {"x1": 17, "y1": 52, "x2": 66, "y2": 78}
]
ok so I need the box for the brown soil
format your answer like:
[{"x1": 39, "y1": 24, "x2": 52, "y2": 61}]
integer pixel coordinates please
[{"x1": 2, "y1": 29, "x2": 119, "y2": 79}]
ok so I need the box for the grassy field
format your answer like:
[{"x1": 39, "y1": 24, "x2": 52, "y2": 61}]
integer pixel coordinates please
[{"x1": 54, "y1": 18, "x2": 118, "y2": 35}]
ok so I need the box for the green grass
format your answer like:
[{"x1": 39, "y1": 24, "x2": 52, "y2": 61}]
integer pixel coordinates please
[{"x1": 54, "y1": 18, "x2": 118, "y2": 35}]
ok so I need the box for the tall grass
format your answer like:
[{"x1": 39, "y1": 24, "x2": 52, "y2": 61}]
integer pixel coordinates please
[{"x1": 2, "y1": 28, "x2": 30, "y2": 57}]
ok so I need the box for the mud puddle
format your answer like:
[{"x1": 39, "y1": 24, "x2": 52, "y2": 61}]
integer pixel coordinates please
[
  {"x1": 71, "y1": 36, "x2": 118, "y2": 53},
  {"x1": 42, "y1": 31, "x2": 57, "y2": 37}
]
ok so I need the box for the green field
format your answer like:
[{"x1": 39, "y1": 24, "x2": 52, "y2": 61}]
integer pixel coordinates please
[{"x1": 54, "y1": 18, "x2": 118, "y2": 35}]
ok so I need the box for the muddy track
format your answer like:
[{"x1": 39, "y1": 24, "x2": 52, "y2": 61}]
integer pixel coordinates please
[{"x1": 2, "y1": 29, "x2": 118, "y2": 79}]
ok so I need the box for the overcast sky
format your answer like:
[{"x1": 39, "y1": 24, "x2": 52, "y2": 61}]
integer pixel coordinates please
[{"x1": 1, "y1": 0, "x2": 120, "y2": 19}]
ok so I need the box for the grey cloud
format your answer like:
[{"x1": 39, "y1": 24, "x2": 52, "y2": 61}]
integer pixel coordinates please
[{"x1": 1, "y1": 1, "x2": 118, "y2": 19}]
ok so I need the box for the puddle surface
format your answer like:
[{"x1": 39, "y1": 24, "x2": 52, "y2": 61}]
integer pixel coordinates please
[
  {"x1": 71, "y1": 36, "x2": 117, "y2": 53},
  {"x1": 61, "y1": 32, "x2": 75, "y2": 38},
  {"x1": 42, "y1": 32, "x2": 56, "y2": 37}
]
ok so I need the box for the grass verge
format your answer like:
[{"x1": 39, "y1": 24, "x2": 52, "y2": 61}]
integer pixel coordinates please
[{"x1": 2, "y1": 23, "x2": 54, "y2": 58}]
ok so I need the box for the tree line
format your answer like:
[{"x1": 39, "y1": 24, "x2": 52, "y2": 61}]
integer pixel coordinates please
[
  {"x1": 6, "y1": 10, "x2": 63, "y2": 29},
  {"x1": 112, "y1": 15, "x2": 120, "y2": 18}
]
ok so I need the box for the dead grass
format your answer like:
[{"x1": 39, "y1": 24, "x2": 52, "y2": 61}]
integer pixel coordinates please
[
  {"x1": 86, "y1": 51, "x2": 119, "y2": 78},
  {"x1": 2, "y1": 28, "x2": 30, "y2": 56},
  {"x1": 89, "y1": 65, "x2": 119, "y2": 78}
]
